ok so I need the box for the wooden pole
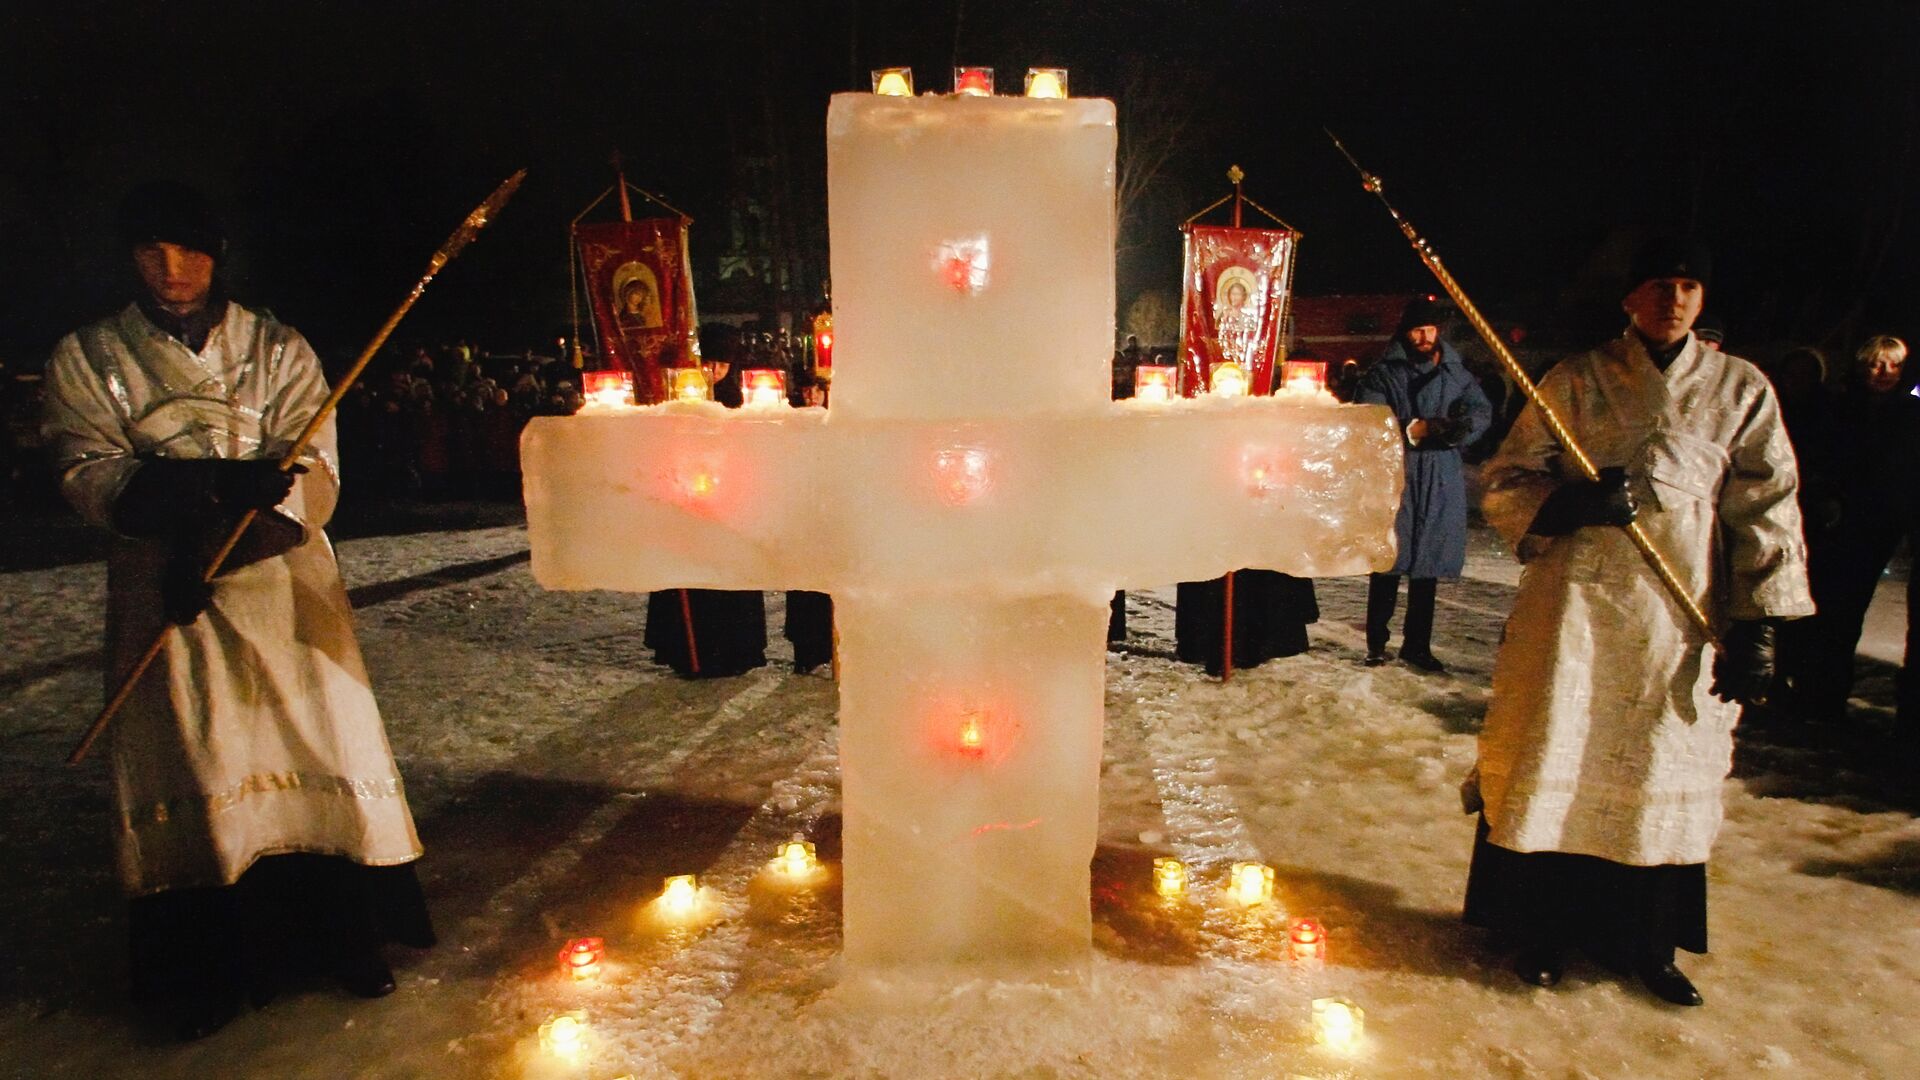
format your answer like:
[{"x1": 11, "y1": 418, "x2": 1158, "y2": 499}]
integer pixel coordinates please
[
  {"x1": 67, "y1": 169, "x2": 527, "y2": 765},
  {"x1": 1220, "y1": 166, "x2": 1247, "y2": 683}
]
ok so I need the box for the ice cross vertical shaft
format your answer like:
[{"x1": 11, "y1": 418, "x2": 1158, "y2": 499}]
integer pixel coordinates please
[{"x1": 521, "y1": 92, "x2": 1404, "y2": 974}]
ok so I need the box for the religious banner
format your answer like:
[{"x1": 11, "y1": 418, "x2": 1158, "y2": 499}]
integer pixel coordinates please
[
  {"x1": 575, "y1": 217, "x2": 700, "y2": 403},
  {"x1": 1176, "y1": 224, "x2": 1297, "y2": 396}
]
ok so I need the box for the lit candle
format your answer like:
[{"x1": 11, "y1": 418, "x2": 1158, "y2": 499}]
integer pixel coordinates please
[
  {"x1": 668, "y1": 366, "x2": 711, "y2": 402},
  {"x1": 871, "y1": 67, "x2": 913, "y2": 96},
  {"x1": 582, "y1": 371, "x2": 634, "y2": 409},
  {"x1": 1209, "y1": 361, "x2": 1248, "y2": 398},
  {"x1": 659, "y1": 874, "x2": 700, "y2": 917},
  {"x1": 1311, "y1": 997, "x2": 1364, "y2": 1052},
  {"x1": 811, "y1": 311, "x2": 834, "y2": 381},
  {"x1": 540, "y1": 1010, "x2": 590, "y2": 1060},
  {"x1": 743, "y1": 369, "x2": 787, "y2": 408},
  {"x1": 1152, "y1": 857, "x2": 1187, "y2": 899},
  {"x1": 1228, "y1": 861, "x2": 1274, "y2": 905},
  {"x1": 953, "y1": 66, "x2": 994, "y2": 96},
  {"x1": 1133, "y1": 364, "x2": 1174, "y2": 403},
  {"x1": 772, "y1": 836, "x2": 819, "y2": 879},
  {"x1": 932, "y1": 446, "x2": 992, "y2": 506},
  {"x1": 957, "y1": 711, "x2": 986, "y2": 756},
  {"x1": 1024, "y1": 67, "x2": 1068, "y2": 99},
  {"x1": 1281, "y1": 359, "x2": 1329, "y2": 396},
  {"x1": 558, "y1": 936, "x2": 605, "y2": 980},
  {"x1": 1288, "y1": 917, "x2": 1327, "y2": 962}
]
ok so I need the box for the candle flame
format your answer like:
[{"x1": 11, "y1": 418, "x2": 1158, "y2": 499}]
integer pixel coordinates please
[
  {"x1": 1228, "y1": 861, "x2": 1274, "y2": 905},
  {"x1": 1153, "y1": 857, "x2": 1187, "y2": 898}
]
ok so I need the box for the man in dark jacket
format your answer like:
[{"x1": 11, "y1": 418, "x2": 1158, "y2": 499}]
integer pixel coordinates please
[{"x1": 1355, "y1": 296, "x2": 1494, "y2": 671}]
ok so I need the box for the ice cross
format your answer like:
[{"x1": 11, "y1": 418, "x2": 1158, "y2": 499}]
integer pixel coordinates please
[{"x1": 523, "y1": 93, "x2": 1402, "y2": 973}]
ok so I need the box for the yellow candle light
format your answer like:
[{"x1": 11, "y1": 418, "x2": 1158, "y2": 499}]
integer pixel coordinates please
[
  {"x1": 772, "y1": 836, "x2": 818, "y2": 878},
  {"x1": 872, "y1": 67, "x2": 914, "y2": 97},
  {"x1": 1024, "y1": 67, "x2": 1069, "y2": 99},
  {"x1": 1228, "y1": 861, "x2": 1275, "y2": 905},
  {"x1": 540, "y1": 1010, "x2": 590, "y2": 1060},
  {"x1": 668, "y1": 366, "x2": 712, "y2": 402},
  {"x1": 743, "y1": 368, "x2": 787, "y2": 408},
  {"x1": 1133, "y1": 364, "x2": 1174, "y2": 403},
  {"x1": 1312, "y1": 997, "x2": 1365, "y2": 1052},
  {"x1": 1152, "y1": 857, "x2": 1188, "y2": 898},
  {"x1": 1209, "y1": 360, "x2": 1248, "y2": 398},
  {"x1": 659, "y1": 874, "x2": 700, "y2": 916},
  {"x1": 958, "y1": 711, "x2": 986, "y2": 756}
]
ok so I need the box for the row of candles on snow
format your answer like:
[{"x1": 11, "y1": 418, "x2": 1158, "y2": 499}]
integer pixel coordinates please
[
  {"x1": 580, "y1": 359, "x2": 1332, "y2": 411},
  {"x1": 534, "y1": 840, "x2": 1366, "y2": 1062}
]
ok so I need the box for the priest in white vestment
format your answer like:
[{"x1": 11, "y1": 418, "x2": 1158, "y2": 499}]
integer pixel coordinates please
[{"x1": 41, "y1": 181, "x2": 432, "y2": 1040}]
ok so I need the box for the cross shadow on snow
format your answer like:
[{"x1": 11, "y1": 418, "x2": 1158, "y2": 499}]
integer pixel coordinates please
[{"x1": 1795, "y1": 836, "x2": 1920, "y2": 897}]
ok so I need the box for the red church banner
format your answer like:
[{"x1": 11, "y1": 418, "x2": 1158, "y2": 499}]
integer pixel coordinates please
[
  {"x1": 575, "y1": 218, "x2": 701, "y2": 403},
  {"x1": 1176, "y1": 224, "x2": 1298, "y2": 396}
]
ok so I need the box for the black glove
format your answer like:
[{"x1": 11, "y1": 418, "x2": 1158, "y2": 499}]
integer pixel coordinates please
[
  {"x1": 1710, "y1": 619, "x2": 1777, "y2": 706},
  {"x1": 1419, "y1": 416, "x2": 1461, "y2": 447},
  {"x1": 113, "y1": 457, "x2": 305, "y2": 537},
  {"x1": 161, "y1": 544, "x2": 215, "y2": 626},
  {"x1": 1528, "y1": 466, "x2": 1638, "y2": 536}
]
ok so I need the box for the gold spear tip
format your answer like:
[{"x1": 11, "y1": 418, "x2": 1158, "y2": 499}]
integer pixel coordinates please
[{"x1": 1226, "y1": 164, "x2": 1245, "y2": 184}]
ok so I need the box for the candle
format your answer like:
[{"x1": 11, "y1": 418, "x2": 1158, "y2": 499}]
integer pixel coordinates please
[
  {"x1": 932, "y1": 446, "x2": 992, "y2": 506},
  {"x1": 540, "y1": 1010, "x2": 589, "y2": 1060},
  {"x1": 1024, "y1": 68, "x2": 1068, "y2": 99},
  {"x1": 1133, "y1": 364, "x2": 1174, "y2": 403},
  {"x1": 772, "y1": 836, "x2": 819, "y2": 879},
  {"x1": 558, "y1": 937, "x2": 605, "y2": 980},
  {"x1": 658, "y1": 874, "x2": 700, "y2": 917},
  {"x1": 871, "y1": 68, "x2": 913, "y2": 96},
  {"x1": 957, "y1": 711, "x2": 986, "y2": 756},
  {"x1": 1311, "y1": 997, "x2": 1364, "y2": 1052},
  {"x1": 811, "y1": 311, "x2": 834, "y2": 380},
  {"x1": 743, "y1": 369, "x2": 787, "y2": 408},
  {"x1": 668, "y1": 366, "x2": 712, "y2": 402},
  {"x1": 582, "y1": 371, "x2": 634, "y2": 409},
  {"x1": 1288, "y1": 917, "x2": 1327, "y2": 962},
  {"x1": 1281, "y1": 359, "x2": 1329, "y2": 396},
  {"x1": 1209, "y1": 361, "x2": 1248, "y2": 398},
  {"x1": 953, "y1": 66, "x2": 994, "y2": 96},
  {"x1": 1228, "y1": 861, "x2": 1274, "y2": 905},
  {"x1": 1152, "y1": 857, "x2": 1187, "y2": 899}
]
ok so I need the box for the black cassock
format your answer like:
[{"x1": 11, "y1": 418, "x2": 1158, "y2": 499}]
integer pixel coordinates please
[
  {"x1": 1174, "y1": 570, "x2": 1318, "y2": 676},
  {"x1": 783, "y1": 590, "x2": 834, "y2": 674},
  {"x1": 645, "y1": 588, "x2": 768, "y2": 678}
]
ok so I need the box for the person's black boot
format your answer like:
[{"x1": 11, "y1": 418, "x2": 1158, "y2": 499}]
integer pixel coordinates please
[
  {"x1": 169, "y1": 987, "x2": 240, "y2": 1041},
  {"x1": 1512, "y1": 943, "x2": 1566, "y2": 988},
  {"x1": 1637, "y1": 960, "x2": 1703, "y2": 1006},
  {"x1": 335, "y1": 946, "x2": 396, "y2": 999}
]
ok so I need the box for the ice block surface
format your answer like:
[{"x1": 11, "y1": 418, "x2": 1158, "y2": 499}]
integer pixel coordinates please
[{"x1": 523, "y1": 92, "x2": 1404, "y2": 975}]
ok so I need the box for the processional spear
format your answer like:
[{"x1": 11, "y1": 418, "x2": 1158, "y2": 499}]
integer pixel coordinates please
[
  {"x1": 1326, "y1": 131, "x2": 1717, "y2": 647},
  {"x1": 67, "y1": 169, "x2": 528, "y2": 766}
]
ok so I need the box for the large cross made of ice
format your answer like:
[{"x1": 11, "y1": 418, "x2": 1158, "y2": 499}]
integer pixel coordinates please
[{"x1": 524, "y1": 92, "x2": 1402, "y2": 972}]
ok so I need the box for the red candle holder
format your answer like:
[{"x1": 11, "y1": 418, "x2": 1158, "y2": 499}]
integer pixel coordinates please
[
  {"x1": 742, "y1": 369, "x2": 788, "y2": 408},
  {"x1": 582, "y1": 370, "x2": 634, "y2": 408},
  {"x1": 558, "y1": 936, "x2": 604, "y2": 979},
  {"x1": 1280, "y1": 359, "x2": 1329, "y2": 396},
  {"x1": 1288, "y1": 917, "x2": 1327, "y2": 962},
  {"x1": 953, "y1": 66, "x2": 994, "y2": 96},
  {"x1": 1133, "y1": 364, "x2": 1174, "y2": 403}
]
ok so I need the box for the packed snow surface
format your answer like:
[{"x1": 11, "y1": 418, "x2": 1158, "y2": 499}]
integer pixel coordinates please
[{"x1": 2, "y1": 514, "x2": 1915, "y2": 1078}]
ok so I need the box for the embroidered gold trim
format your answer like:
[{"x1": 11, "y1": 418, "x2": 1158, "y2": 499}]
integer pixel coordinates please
[{"x1": 130, "y1": 770, "x2": 405, "y2": 829}]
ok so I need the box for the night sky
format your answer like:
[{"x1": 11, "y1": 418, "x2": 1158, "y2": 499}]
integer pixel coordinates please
[{"x1": 3, "y1": 1, "x2": 1915, "y2": 366}]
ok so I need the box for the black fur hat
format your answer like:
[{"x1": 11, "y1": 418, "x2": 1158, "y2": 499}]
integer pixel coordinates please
[
  {"x1": 1627, "y1": 236, "x2": 1711, "y2": 292},
  {"x1": 116, "y1": 180, "x2": 227, "y2": 261}
]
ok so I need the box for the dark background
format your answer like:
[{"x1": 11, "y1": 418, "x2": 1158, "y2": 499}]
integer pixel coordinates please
[{"x1": 3, "y1": 0, "x2": 1915, "y2": 365}]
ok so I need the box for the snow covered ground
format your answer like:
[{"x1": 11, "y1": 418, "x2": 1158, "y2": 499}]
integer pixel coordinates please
[{"x1": 1, "y1": 509, "x2": 1915, "y2": 1079}]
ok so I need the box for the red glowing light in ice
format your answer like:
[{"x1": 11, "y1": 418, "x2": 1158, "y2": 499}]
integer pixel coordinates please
[
  {"x1": 1240, "y1": 445, "x2": 1290, "y2": 500},
  {"x1": 1289, "y1": 918, "x2": 1327, "y2": 962},
  {"x1": 559, "y1": 937, "x2": 604, "y2": 979},
  {"x1": 954, "y1": 67, "x2": 994, "y2": 96},
  {"x1": 934, "y1": 235, "x2": 990, "y2": 295},
  {"x1": 932, "y1": 446, "x2": 993, "y2": 506},
  {"x1": 971, "y1": 818, "x2": 1042, "y2": 836}
]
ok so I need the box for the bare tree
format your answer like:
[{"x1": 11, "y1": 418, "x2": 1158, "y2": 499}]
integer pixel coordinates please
[{"x1": 1114, "y1": 59, "x2": 1202, "y2": 256}]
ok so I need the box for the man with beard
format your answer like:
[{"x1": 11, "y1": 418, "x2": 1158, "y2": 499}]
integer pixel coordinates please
[
  {"x1": 41, "y1": 181, "x2": 433, "y2": 1039},
  {"x1": 1355, "y1": 295, "x2": 1493, "y2": 672},
  {"x1": 1464, "y1": 239, "x2": 1811, "y2": 1006}
]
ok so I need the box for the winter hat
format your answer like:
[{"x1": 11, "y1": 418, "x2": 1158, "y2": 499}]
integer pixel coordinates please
[
  {"x1": 116, "y1": 180, "x2": 227, "y2": 261},
  {"x1": 1397, "y1": 294, "x2": 1449, "y2": 334},
  {"x1": 1626, "y1": 236, "x2": 1711, "y2": 293}
]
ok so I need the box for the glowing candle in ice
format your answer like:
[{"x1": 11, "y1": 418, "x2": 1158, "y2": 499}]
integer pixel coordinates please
[
  {"x1": 582, "y1": 371, "x2": 634, "y2": 409},
  {"x1": 658, "y1": 874, "x2": 700, "y2": 917},
  {"x1": 811, "y1": 311, "x2": 834, "y2": 381},
  {"x1": 1209, "y1": 361, "x2": 1249, "y2": 398},
  {"x1": 1288, "y1": 917, "x2": 1326, "y2": 962},
  {"x1": 668, "y1": 366, "x2": 712, "y2": 402},
  {"x1": 772, "y1": 836, "x2": 819, "y2": 879},
  {"x1": 1312, "y1": 997, "x2": 1364, "y2": 1052},
  {"x1": 953, "y1": 66, "x2": 994, "y2": 96},
  {"x1": 743, "y1": 369, "x2": 787, "y2": 408},
  {"x1": 1024, "y1": 67, "x2": 1068, "y2": 99},
  {"x1": 871, "y1": 67, "x2": 913, "y2": 96},
  {"x1": 540, "y1": 1010, "x2": 589, "y2": 1060},
  {"x1": 1152, "y1": 857, "x2": 1188, "y2": 899},
  {"x1": 1282, "y1": 359, "x2": 1329, "y2": 396},
  {"x1": 1133, "y1": 364, "x2": 1174, "y2": 403},
  {"x1": 1228, "y1": 861, "x2": 1275, "y2": 905},
  {"x1": 957, "y1": 711, "x2": 986, "y2": 756},
  {"x1": 558, "y1": 936, "x2": 605, "y2": 979}
]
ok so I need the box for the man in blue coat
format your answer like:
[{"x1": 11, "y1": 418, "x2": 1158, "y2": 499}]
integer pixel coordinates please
[{"x1": 1356, "y1": 296, "x2": 1494, "y2": 671}]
